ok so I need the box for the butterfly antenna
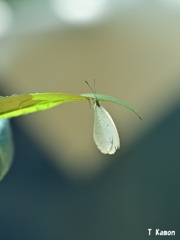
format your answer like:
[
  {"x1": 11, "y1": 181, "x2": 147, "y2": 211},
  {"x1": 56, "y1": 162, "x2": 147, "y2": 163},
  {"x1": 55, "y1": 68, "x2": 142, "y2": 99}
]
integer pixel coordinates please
[
  {"x1": 93, "y1": 79, "x2": 97, "y2": 95},
  {"x1": 85, "y1": 80, "x2": 95, "y2": 94},
  {"x1": 85, "y1": 80, "x2": 100, "y2": 107}
]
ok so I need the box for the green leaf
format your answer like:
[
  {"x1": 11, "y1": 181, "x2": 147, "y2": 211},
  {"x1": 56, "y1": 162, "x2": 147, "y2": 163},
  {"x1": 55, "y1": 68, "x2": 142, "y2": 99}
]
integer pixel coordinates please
[
  {"x1": 81, "y1": 93, "x2": 142, "y2": 119},
  {"x1": 0, "y1": 119, "x2": 13, "y2": 181},
  {"x1": 0, "y1": 93, "x2": 141, "y2": 119}
]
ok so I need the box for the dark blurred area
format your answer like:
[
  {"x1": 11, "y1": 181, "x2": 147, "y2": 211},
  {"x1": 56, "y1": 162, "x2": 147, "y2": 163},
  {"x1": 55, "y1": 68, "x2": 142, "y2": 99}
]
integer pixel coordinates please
[{"x1": 0, "y1": 102, "x2": 179, "y2": 240}]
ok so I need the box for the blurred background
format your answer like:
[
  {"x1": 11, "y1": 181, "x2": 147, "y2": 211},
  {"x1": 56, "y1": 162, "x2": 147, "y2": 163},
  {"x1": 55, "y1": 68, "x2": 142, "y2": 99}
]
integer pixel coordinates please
[{"x1": 0, "y1": 0, "x2": 180, "y2": 239}]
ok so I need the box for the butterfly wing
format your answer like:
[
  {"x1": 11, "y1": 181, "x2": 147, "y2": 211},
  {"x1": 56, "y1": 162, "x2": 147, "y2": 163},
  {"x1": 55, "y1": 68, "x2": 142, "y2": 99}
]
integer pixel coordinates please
[{"x1": 93, "y1": 103, "x2": 120, "y2": 154}]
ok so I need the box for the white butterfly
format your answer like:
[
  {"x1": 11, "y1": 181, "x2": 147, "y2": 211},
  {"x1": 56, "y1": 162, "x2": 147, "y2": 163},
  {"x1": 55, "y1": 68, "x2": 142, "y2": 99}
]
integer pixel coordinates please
[
  {"x1": 93, "y1": 99, "x2": 120, "y2": 154},
  {"x1": 85, "y1": 81, "x2": 120, "y2": 154}
]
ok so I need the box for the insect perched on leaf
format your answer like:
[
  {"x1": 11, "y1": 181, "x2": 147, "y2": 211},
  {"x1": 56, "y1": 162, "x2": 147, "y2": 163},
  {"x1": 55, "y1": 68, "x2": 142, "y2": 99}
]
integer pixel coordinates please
[
  {"x1": 85, "y1": 81, "x2": 120, "y2": 154},
  {"x1": 0, "y1": 86, "x2": 141, "y2": 156},
  {"x1": 0, "y1": 87, "x2": 141, "y2": 181}
]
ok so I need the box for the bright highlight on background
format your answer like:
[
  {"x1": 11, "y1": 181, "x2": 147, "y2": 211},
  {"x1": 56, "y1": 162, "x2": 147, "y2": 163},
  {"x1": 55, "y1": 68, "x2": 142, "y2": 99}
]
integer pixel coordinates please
[
  {"x1": 0, "y1": 0, "x2": 13, "y2": 38},
  {"x1": 51, "y1": 0, "x2": 109, "y2": 25}
]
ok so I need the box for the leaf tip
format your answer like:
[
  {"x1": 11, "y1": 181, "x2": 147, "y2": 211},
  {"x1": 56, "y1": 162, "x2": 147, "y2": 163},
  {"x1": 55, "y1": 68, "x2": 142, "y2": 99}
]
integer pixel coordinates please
[{"x1": 138, "y1": 115, "x2": 142, "y2": 120}]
